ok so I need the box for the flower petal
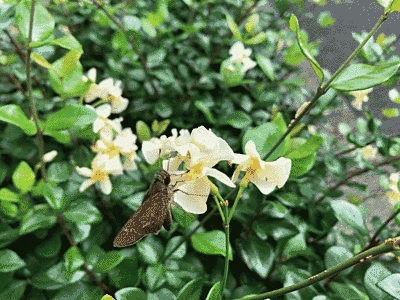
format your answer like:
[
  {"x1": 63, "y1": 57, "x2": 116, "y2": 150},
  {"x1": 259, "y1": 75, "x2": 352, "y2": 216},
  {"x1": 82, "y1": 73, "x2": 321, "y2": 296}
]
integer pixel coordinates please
[
  {"x1": 204, "y1": 167, "x2": 236, "y2": 188},
  {"x1": 261, "y1": 157, "x2": 292, "y2": 188},
  {"x1": 75, "y1": 167, "x2": 93, "y2": 177},
  {"x1": 79, "y1": 179, "x2": 95, "y2": 192},
  {"x1": 99, "y1": 176, "x2": 112, "y2": 195},
  {"x1": 173, "y1": 177, "x2": 210, "y2": 214}
]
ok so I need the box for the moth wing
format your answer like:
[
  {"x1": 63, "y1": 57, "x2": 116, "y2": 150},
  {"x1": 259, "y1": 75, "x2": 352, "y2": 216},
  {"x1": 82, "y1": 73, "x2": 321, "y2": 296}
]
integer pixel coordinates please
[
  {"x1": 163, "y1": 207, "x2": 173, "y2": 231},
  {"x1": 113, "y1": 193, "x2": 167, "y2": 247}
]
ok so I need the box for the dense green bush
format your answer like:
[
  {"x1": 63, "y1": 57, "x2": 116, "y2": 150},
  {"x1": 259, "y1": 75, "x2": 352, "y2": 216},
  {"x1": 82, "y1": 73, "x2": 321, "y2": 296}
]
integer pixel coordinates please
[{"x1": 1, "y1": 0, "x2": 400, "y2": 299}]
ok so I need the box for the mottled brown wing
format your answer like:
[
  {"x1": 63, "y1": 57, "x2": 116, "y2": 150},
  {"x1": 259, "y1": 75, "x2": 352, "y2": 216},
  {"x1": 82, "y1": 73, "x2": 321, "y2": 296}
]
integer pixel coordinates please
[{"x1": 113, "y1": 191, "x2": 169, "y2": 247}]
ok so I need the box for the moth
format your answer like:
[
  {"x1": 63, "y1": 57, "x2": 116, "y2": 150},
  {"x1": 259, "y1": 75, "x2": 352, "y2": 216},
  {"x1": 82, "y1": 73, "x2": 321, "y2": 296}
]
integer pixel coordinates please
[{"x1": 113, "y1": 169, "x2": 173, "y2": 247}]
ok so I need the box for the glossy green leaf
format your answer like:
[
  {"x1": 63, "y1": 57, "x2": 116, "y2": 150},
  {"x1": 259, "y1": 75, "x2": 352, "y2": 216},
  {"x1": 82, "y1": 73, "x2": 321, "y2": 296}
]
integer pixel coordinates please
[
  {"x1": 52, "y1": 281, "x2": 103, "y2": 299},
  {"x1": 0, "y1": 280, "x2": 27, "y2": 300},
  {"x1": 329, "y1": 282, "x2": 369, "y2": 299},
  {"x1": 144, "y1": 264, "x2": 166, "y2": 291},
  {"x1": 108, "y1": 258, "x2": 139, "y2": 289},
  {"x1": 377, "y1": 274, "x2": 400, "y2": 299},
  {"x1": 63, "y1": 202, "x2": 102, "y2": 224},
  {"x1": 236, "y1": 235, "x2": 275, "y2": 278},
  {"x1": 331, "y1": 61, "x2": 400, "y2": 91},
  {"x1": 20, "y1": 206, "x2": 57, "y2": 235},
  {"x1": 256, "y1": 55, "x2": 275, "y2": 81},
  {"x1": 64, "y1": 246, "x2": 84, "y2": 274},
  {"x1": 205, "y1": 281, "x2": 221, "y2": 300},
  {"x1": 331, "y1": 200, "x2": 368, "y2": 235},
  {"x1": 0, "y1": 188, "x2": 20, "y2": 202},
  {"x1": 225, "y1": 111, "x2": 252, "y2": 129},
  {"x1": 226, "y1": 14, "x2": 242, "y2": 40},
  {"x1": 148, "y1": 288, "x2": 176, "y2": 300},
  {"x1": 0, "y1": 249, "x2": 26, "y2": 272},
  {"x1": 282, "y1": 233, "x2": 307, "y2": 259},
  {"x1": 364, "y1": 262, "x2": 393, "y2": 300},
  {"x1": 0, "y1": 105, "x2": 36, "y2": 135},
  {"x1": 48, "y1": 162, "x2": 73, "y2": 183},
  {"x1": 93, "y1": 251, "x2": 124, "y2": 272},
  {"x1": 191, "y1": 230, "x2": 232, "y2": 260},
  {"x1": 61, "y1": 51, "x2": 81, "y2": 76},
  {"x1": 137, "y1": 235, "x2": 164, "y2": 264},
  {"x1": 115, "y1": 288, "x2": 146, "y2": 300},
  {"x1": 35, "y1": 235, "x2": 62, "y2": 258},
  {"x1": 289, "y1": 14, "x2": 324, "y2": 82},
  {"x1": 325, "y1": 246, "x2": 353, "y2": 276},
  {"x1": 15, "y1": 0, "x2": 54, "y2": 42},
  {"x1": 45, "y1": 104, "x2": 97, "y2": 131},
  {"x1": 285, "y1": 135, "x2": 323, "y2": 159},
  {"x1": 31, "y1": 53, "x2": 58, "y2": 73},
  {"x1": 164, "y1": 236, "x2": 187, "y2": 260},
  {"x1": 245, "y1": 32, "x2": 267, "y2": 45},
  {"x1": 176, "y1": 279, "x2": 203, "y2": 300},
  {"x1": 195, "y1": 100, "x2": 216, "y2": 124},
  {"x1": 12, "y1": 161, "x2": 35, "y2": 193},
  {"x1": 382, "y1": 108, "x2": 399, "y2": 118},
  {"x1": 51, "y1": 35, "x2": 83, "y2": 53},
  {"x1": 0, "y1": 223, "x2": 19, "y2": 248},
  {"x1": 136, "y1": 120, "x2": 152, "y2": 142},
  {"x1": 43, "y1": 183, "x2": 65, "y2": 210},
  {"x1": 289, "y1": 153, "x2": 317, "y2": 177},
  {"x1": 318, "y1": 11, "x2": 335, "y2": 27},
  {"x1": 0, "y1": 201, "x2": 18, "y2": 217}
]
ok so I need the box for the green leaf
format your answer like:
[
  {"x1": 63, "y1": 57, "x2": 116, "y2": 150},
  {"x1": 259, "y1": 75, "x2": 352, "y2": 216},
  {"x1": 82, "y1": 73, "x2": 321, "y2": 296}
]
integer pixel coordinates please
[
  {"x1": 325, "y1": 246, "x2": 353, "y2": 276},
  {"x1": 164, "y1": 236, "x2": 187, "y2": 260},
  {"x1": 226, "y1": 14, "x2": 242, "y2": 40},
  {"x1": 0, "y1": 188, "x2": 20, "y2": 202},
  {"x1": 220, "y1": 59, "x2": 244, "y2": 87},
  {"x1": 109, "y1": 258, "x2": 139, "y2": 289},
  {"x1": 195, "y1": 100, "x2": 216, "y2": 124},
  {"x1": 63, "y1": 202, "x2": 102, "y2": 224},
  {"x1": 15, "y1": 0, "x2": 54, "y2": 42},
  {"x1": 290, "y1": 153, "x2": 317, "y2": 177},
  {"x1": 377, "y1": 274, "x2": 400, "y2": 299},
  {"x1": 51, "y1": 35, "x2": 83, "y2": 53},
  {"x1": 289, "y1": 14, "x2": 324, "y2": 82},
  {"x1": 176, "y1": 279, "x2": 203, "y2": 300},
  {"x1": 329, "y1": 282, "x2": 369, "y2": 299},
  {"x1": 151, "y1": 119, "x2": 170, "y2": 136},
  {"x1": 245, "y1": 32, "x2": 268, "y2": 45},
  {"x1": 0, "y1": 280, "x2": 27, "y2": 300},
  {"x1": 12, "y1": 161, "x2": 35, "y2": 193},
  {"x1": 115, "y1": 288, "x2": 146, "y2": 300},
  {"x1": 0, "y1": 201, "x2": 19, "y2": 217},
  {"x1": 137, "y1": 236, "x2": 164, "y2": 264},
  {"x1": 225, "y1": 111, "x2": 252, "y2": 129},
  {"x1": 256, "y1": 55, "x2": 275, "y2": 81},
  {"x1": 48, "y1": 162, "x2": 73, "y2": 183},
  {"x1": 20, "y1": 206, "x2": 57, "y2": 235},
  {"x1": 331, "y1": 61, "x2": 400, "y2": 91},
  {"x1": 382, "y1": 108, "x2": 399, "y2": 118},
  {"x1": 93, "y1": 251, "x2": 124, "y2": 272},
  {"x1": 0, "y1": 104, "x2": 36, "y2": 135},
  {"x1": 243, "y1": 122, "x2": 285, "y2": 161},
  {"x1": 35, "y1": 235, "x2": 62, "y2": 258},
  {"x1": 43, "y1": 183, "x2": 65, "y2": 210},
  {"x1": 64, "y1": 246, "x2": 85, "y2": 278},
  {"x1": 285, "y1": 135, "x2": 323, "y2": 159},
  {"x1": 282, "y1": 233, "x2": 308, "y2": 259},
  {"x1": 61, "y1": 51, "x2": 81, "y2": 76},
  {"x1": 31, "y1": 53, "x2": 58, "y2": 73},
  {"x1": 45, "y1": 104, "x2": 97, "y2": 131},
  {"x1": 318, "y1": 11, "x2": 335, "y2": 27},
  {"x1": 0, "y1": 224, "x2": 19, "y2": 248},
  {"x1": 191, "y1": 231, "x2": 232, "y2": 260},
  {"x1": 0, "y1": 249, "x2": 26, "y2": 272},
  {"x1": 330, "y1": 200, "x2": 368, "y2": 235},
  {"x1": 144, "y1": 264, "x2": 166, "y2": 291},
  {"x1": 205, "y1": 281, "x2": 221, "y2": 300},
  {"x1": 364, "y1": 262, "x2": 393, "y2": 300},
  {"x1": 147, "y1": 49, "x2": 167, "y2": 68},
  {"x1": 136, "y1": 120, "x2": 152, "y2": 142},
  {"x1": 236, "y1": 235, "x2": 275, "y2": 278},
  {"x1": 148, "y1": 288, "x2": 176, "y2": 300}
]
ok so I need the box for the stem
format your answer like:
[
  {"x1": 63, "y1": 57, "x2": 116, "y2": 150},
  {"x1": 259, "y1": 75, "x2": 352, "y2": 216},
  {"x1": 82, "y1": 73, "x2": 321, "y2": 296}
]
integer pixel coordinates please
[
  {"x1": 236, "y1": 237, "x2": 400, "y2": 300},
  {"x1": 26, "y1": 0, "x2": 47, "y2": 181},
  {"x1": 228, "y1": 185, "x2": 246, "y2": 223},
  {"x1": 213, "y1": 194, "x2": 226, "y2": 224},
  {"x1": 221, "y1": 204, "x2": 230, "y2": 298}
]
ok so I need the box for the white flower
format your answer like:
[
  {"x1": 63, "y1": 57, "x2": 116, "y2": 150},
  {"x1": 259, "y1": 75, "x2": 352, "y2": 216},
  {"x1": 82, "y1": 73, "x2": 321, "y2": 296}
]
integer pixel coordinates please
[
  {"x1": 91, "y1": 104, "x2": 123, "y2": 140},
  {"x1": 96, "y1": 78, "x2": 129, "y2": 113},
  {"x1": 83, "y1": 69, "x2": 129, "y2": 113},
  {"x1": 389, "y1": 88, "x2": 400, "y2": 102},
  {"x1": 387, "y1": 173, "x2": 400, "y2": 205},
  {"x1": 349, "y1": 88, "x2": 373, "y2": 111},
  {"x1": 231, "y1": 140, "x2": 291, "y2": 195},
  {"x1": 229, "y1": 41, "x2": 257, "y2": 73},
  {"x1": 75, "y1": 154, "x2": 123, "y2": 195},
  {"x1": 361, "y1": 145, "x2": 378, "y2": 160},
  {"x1": 43, "y1": 150, "x2": 58, "y2": 163}
]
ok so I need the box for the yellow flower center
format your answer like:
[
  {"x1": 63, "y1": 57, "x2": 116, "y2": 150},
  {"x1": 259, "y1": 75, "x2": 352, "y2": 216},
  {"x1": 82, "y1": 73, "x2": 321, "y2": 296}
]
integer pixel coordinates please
[
  {"x1": 186, "y1": 162, "x2": 204, "y2": 181},
  {"x1": 243, "y1": 157, "x2": 261, "y2": 183},
  {"x1": 92, "y1": 169, "x2": 108, "y2": 181}
]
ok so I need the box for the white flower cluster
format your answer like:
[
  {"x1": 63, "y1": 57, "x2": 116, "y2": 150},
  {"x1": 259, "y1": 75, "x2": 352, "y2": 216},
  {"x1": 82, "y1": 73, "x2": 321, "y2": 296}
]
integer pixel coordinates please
[
  {"x1": 228, "y1": 41, "x2": 257, "y2": 73},
  {"x1": 142, "y1": 126, "x2": 291, "y2": 214},
  {"x1": 387, "y1": 173, "x2": 400, "y2": 205},
  {"x1": 75, "y1": 68, "x2": 139, "y2": 195}
]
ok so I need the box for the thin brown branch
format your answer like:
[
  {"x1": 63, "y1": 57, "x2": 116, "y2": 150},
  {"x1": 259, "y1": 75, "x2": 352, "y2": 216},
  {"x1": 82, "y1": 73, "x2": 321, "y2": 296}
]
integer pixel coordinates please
[
  {"x1": 315, "y1": 155, "x2": 400, "y2": 205},
  {"x1": 57, "y1": 215, "x2": 115, "y2": 295},
  {"x1": 91, "y1": 0, "x2": 159, "y2": 98}
]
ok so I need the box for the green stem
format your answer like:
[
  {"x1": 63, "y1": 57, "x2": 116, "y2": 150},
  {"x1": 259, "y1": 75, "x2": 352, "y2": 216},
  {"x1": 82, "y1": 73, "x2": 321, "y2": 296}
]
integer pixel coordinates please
[
  {"x1": 221, "y1": 204, "x2": 230, "y2": 298},
  {"x1": 228, "y1": 185, "x2": 246, "y2": 223},
  {"x1": 235, "y1": 237, "x2": 400, "y2": 300},
  {"x1": 212, "y1": 194, "x2": 225, "y2": 224}
]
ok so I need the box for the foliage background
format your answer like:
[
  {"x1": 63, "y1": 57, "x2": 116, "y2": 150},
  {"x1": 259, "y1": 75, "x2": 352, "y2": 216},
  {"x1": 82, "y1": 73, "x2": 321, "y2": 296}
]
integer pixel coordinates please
[{"x1": 1, "y1": 0, "x2": 400, "y2": 299}]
